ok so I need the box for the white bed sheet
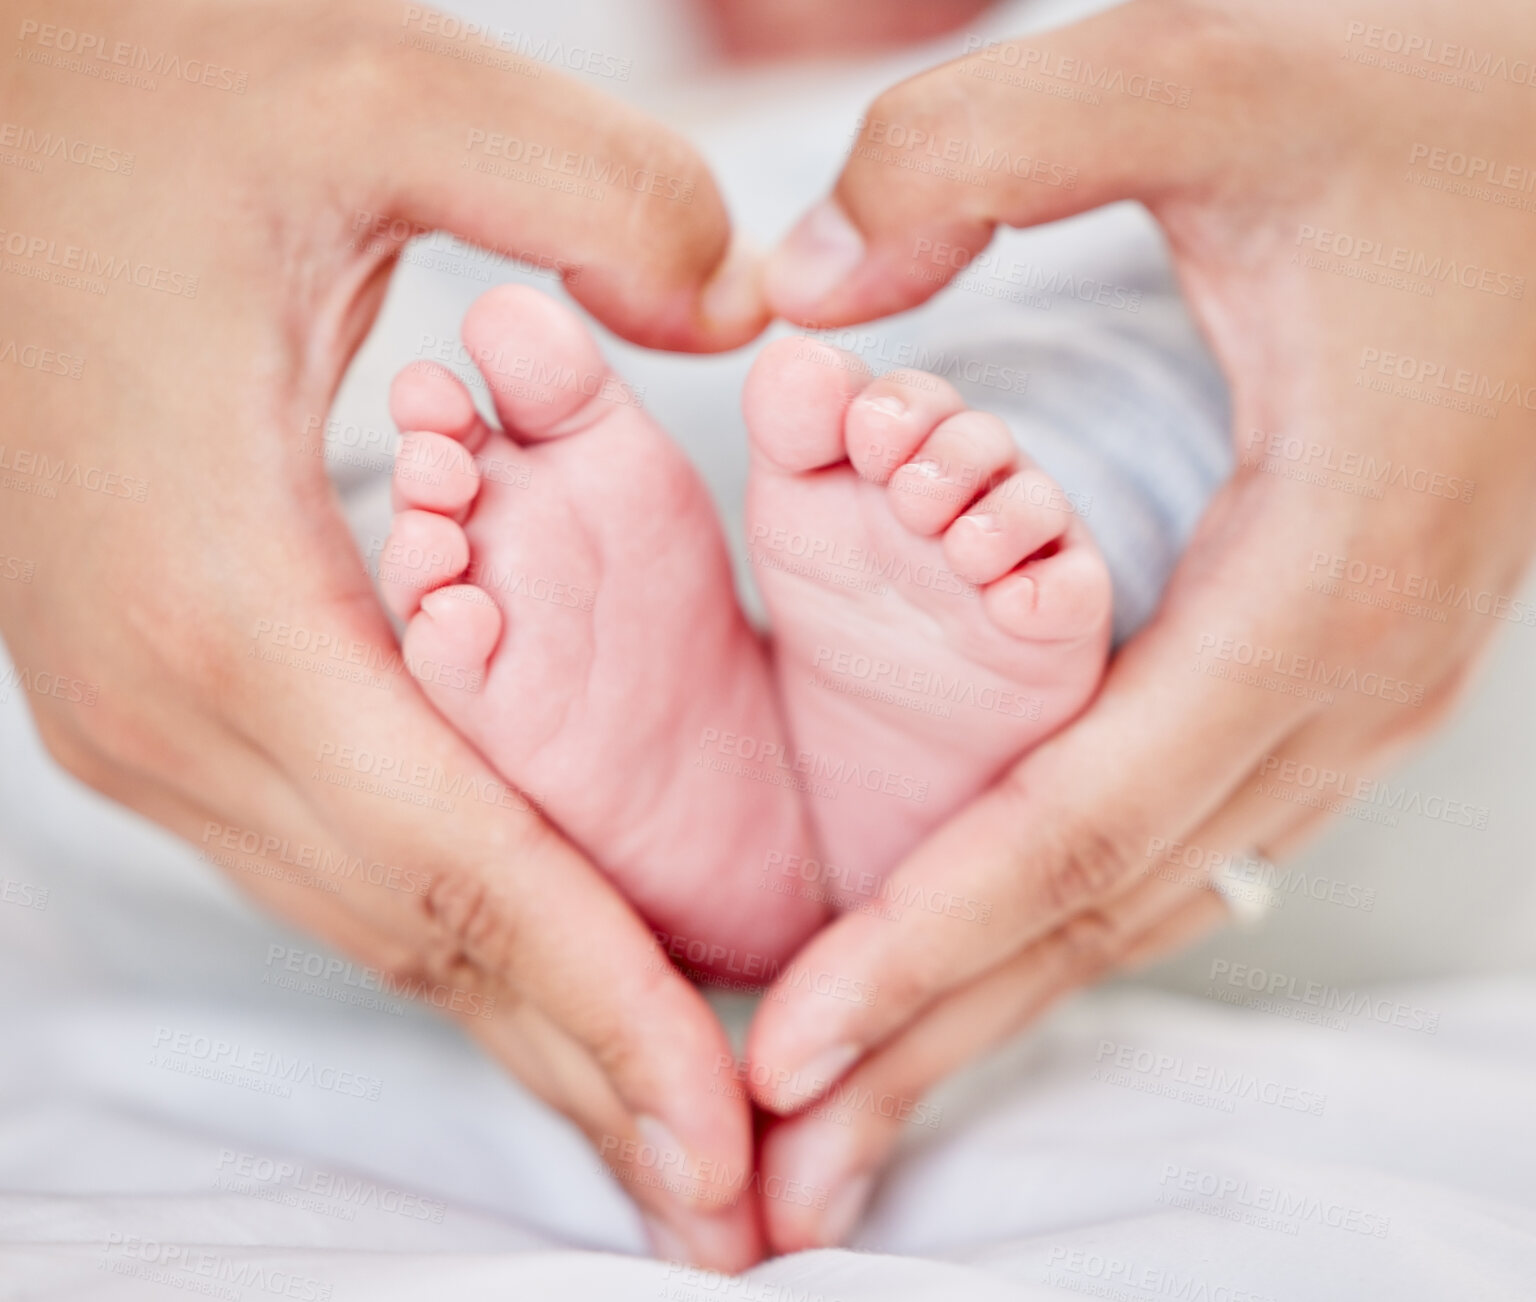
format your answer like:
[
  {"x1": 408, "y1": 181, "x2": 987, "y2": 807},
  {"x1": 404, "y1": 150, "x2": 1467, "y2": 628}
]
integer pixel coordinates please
[{"x1": 3, "y1": 691, "x2": 1535, "y2": 1298}]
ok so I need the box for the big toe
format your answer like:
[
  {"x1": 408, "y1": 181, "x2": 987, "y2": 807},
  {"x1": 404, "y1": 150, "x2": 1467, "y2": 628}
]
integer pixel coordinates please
[
  {"x1": 743, "y1": 337, "x2": 871, "y2": 473},
  {"x1": 461, "y1": 285, "x2": 629, "y2": 439}
]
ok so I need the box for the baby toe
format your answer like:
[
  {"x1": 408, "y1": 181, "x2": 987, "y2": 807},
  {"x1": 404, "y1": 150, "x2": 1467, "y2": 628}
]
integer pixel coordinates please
[
  {"x1": 887, "y1": 411, "x2": 1016, "y2": 537},
  {"x1": 393, "y1": 430, "x2": 481, "y2": 516},
  {"x1": 402, "y1": 585, "x2": 502, "y2": 697},
  {"x1": 844, "y1": 370, "x2": 965, "y2": 485},
  {"x1": 389, "y1": 361, "x2": 487, "y2": 450},
  {"x1": 377, "y1": 508, "x2": 470, "y2": 621},
  {"x1": 983, "y1": 542, "x2": 1113, "y2": 643},
  {"x1": 942, "y1": 467, "x2": 1076, "y2": 586}
]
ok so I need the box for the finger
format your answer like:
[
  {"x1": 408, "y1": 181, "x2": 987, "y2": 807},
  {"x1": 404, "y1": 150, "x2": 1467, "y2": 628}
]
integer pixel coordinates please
[
  {"x1": 465, "y1": 1006, "x2": 765, "y2": 1271},
  {"x1": 1119, "y1": 890, "x2": 1230, "y2": 968},
  {"x1": 748, "y1": 488, "x2": 1320, "y2": 1109},
  {"x1": 758, "y1": 876, "x2": 1224, "y2": 1251},
  {"x1": 1181, "y1": 679, "x2": 1465, "y2": 876},
  {"x1": 120, "y1": 746, "x2": 763, "y2": 1267},
  {"x1": 350, "y1": 4, "x2": 766, "y2": 351},
  {"x1": 225, "y1": 573, "x2": 753, "y2": 1210},
  {"x1": 765, "y1": 0, "x2": 1260, "y2": 324}
]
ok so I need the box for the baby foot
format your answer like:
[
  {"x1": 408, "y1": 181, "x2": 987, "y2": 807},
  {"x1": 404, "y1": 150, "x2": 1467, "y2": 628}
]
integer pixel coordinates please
[
  {"x1": 744, "y1": 337, "x2": 1113, "y2": 887},
  {"x1": 378, "y1": 286, "x2": 823, "y2": 974}
]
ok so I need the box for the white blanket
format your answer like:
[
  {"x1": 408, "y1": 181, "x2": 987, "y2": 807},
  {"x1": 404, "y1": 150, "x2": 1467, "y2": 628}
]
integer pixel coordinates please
[{"x1": 4, "y1": 696, "x2": 1536, "y2": 1299}]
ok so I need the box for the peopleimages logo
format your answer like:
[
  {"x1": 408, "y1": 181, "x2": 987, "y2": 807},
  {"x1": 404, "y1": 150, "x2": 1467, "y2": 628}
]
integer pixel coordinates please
[
  {"x1": 1193, "y1": 633, "x2": 1424, "y2": 706},
  {"x1": 960, "y1": 36, "x2": 1194, "y2": 107},
  {"x1": 150, "y1": 1026, "x2": 385, "y2": 1101},
  {"x1": 698, "y1": 726, "x2": 931, "y2": 803},
  {"x1": 1408, "y1": 143, "x2": 1536, "y2": 194},
  {"x1": 1342, "y1": 20, "x2": 1536, "y2": 89},
  {"x1": 399, "y1": 6, "x2": 633, "y2": 81},
  {"x1": 463, "y1": 130, "x2": 695, "y2": 203},
  {"x1": 1307, "y1": 552, "x2": 1536, "y2": 630},
  {"x1": 1042, "y1": 1247, "x2": 1277, "y2": 1302},
  {"x1": 1295, "y1": 225, "x2": 1525, "y2": 298},
  {"x1": 1093, "y1": 1040, "x2": 1328, "y2": 1115},
  {"x1": 1159, "y1": 1164, "x2": 1392, "y2": 1238},
  {"x1": 852, "y1": 116, "x2": 1079, "y2": 189},
  {"x1": 100, "y1": 1236, "x2": 332, "y2": 1301},
  {"x1": 14, "y1": 20, "x2": 249, "y2": 93},
  {"x1": 1207, "y1": 961, "x2": 1440, "y2": 1034},
  {"x1": 262, "y1": 944, "x2": 496, "y2": 1019},
  {"x1": 214, "y1": 1149, "x2": 448, "y2": 1223},
  {"x1": 0, "y1": 121, "x2": 134, "y2": 173}
]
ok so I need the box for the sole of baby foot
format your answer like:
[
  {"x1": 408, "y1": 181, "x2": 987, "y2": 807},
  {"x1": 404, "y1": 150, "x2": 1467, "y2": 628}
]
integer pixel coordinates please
[
  {"x1": 743, "y1": 336, "x2": 1113, "y2": 887},
  {"x1": 378, "y1": 287, "x2": 827, "y2": 975}
]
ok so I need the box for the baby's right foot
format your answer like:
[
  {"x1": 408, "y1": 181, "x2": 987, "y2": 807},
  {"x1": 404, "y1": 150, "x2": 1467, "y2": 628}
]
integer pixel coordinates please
[
  {"x1": 378, "y1": 287, "x2": 824, "y2": 974},
  {"x1": 744, "y1": 338, "x2": 1114, "y2": 887}
]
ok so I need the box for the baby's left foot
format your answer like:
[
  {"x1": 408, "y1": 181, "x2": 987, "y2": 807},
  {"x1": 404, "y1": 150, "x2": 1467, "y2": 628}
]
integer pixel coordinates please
[{"x1": 744, "y1": 337, "x2": 1114, "y2": 885}]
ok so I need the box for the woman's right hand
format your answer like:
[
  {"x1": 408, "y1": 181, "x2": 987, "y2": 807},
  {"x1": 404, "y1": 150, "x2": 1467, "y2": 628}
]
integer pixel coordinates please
[{"x1": 0, "y1": 0, "x2": 766, "y2": 1268}]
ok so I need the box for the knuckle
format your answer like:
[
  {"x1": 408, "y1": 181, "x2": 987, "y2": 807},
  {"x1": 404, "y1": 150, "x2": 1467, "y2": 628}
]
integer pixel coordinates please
[
  {"x1": 1055, "y1": 908, "x2": 1127, "y2": 975},
  {"x1": 588, "y1": 1021, "x2": 648, "y2": 1089},
  {"x1": 1372, "y1": 663, "x2": 1474, "y2": 747},
  {"x1": 872, "y1": 937, "x2": 952, "y2": 1014},
  {"x1": 884, "y1": 369, "x2": 962, "y2": 409},
  {"x1": 395, "y1": 946, "x2": 503, "y2": 1017},
  {"x1": 83, "y1": 708, "x2": 168, "y2": 780},
  {"x1": 953, "y1": 412, "x2": 1014, "y2": 466},
  {"x1": 616, "y1": 131, "x2": 725, "y2": 272},
  {"x1": 116, "y1": 577, "x2": 236, "y2": 701},
  {"x1": 1167, "y1": 0, "x2": 1256, "y2": 67},
  {"x1": 32, "y1": 708, "x2": 115, "y2": 792},
  {"x1": 421, "y1": 863, "x2": 522, "y2": 977},
  {"x1": 301, "y1": 12, "x2": 403, "y2": 128},
  {"x1": 1039, "y1": 822, "x2": 1136, "y2": 916},
  {"x1": 31, "y1": 684, "x2": 179, "y2": 802}
]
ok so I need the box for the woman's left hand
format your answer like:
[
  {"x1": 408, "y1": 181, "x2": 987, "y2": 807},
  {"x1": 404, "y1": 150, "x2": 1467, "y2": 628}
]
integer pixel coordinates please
[{"x1": 746, "y1": 0, "x2": 1536, "y2": 1252}]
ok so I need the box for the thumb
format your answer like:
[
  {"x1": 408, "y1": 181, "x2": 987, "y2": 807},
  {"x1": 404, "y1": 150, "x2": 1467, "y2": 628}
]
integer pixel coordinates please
[
  {"x1": 765, "y1": 0, "x2": 1257, "y2": 325},
  {"x1": 343, "y1": 3, "x2": 765, "y2": 352}
]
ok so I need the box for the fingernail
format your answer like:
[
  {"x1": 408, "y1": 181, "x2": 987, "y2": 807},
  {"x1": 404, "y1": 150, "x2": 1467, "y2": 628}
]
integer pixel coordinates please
[
  {"x1": 820, "y1": 1172, "x2": 874, "y2": 1246},
  {"x1": 772, "y1": 1042, "x2": 860, "y2": 1112},
  {"x1": 700, "y1": 234, "x2": 767, "y2": 334},
  {"x1": 767, "y1": 200, "x2": 866, "y2": 312},
  {"x1": 771, "y1": 1119, "x2": 869, "y2": 1246},
  {"x1": 636, "y1": 1113, "x2": 691, "y2": 1176},
  {"x1": 895, "y1": 458, "x2": 943, "y2": 486},
  {"x1": 641, "y1": 1212, "x2": 690, "y2": 1263},
  {"x1": 635, "y1": 1114, "x2": 720, "y2": 1210}
]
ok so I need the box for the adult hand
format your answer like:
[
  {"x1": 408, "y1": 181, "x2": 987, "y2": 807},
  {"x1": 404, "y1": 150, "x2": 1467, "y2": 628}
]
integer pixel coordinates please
[
  {"x1": 749, "y1": 0, "x2": 1536, "y2": 1250},
  {"x1": 0, "y1": 0, "x2": 766, "y2": 1268}
]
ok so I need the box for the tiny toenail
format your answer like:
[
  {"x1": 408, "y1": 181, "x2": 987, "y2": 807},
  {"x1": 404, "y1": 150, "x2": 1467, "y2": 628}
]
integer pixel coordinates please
[
  {"x1": 963, "y1": 511, "x2": 1002, "y2": 534},
  {"x1": 903, "y1": 459, "x2": 942, "y2": 480},
  {"x1": 858, "y1": 393, "x2": 907, "y2": 420}
]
